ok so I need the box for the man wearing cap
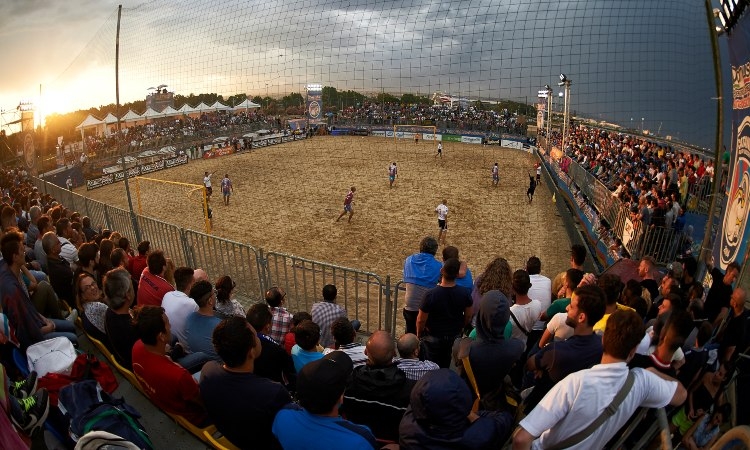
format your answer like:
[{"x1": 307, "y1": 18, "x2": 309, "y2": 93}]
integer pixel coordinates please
[
  {"x1": 272, "y1": 351, "x2": 378, "y2": 449},
  {"x1": 200, "y1": 316, "x2": 292, "y2": 450}
]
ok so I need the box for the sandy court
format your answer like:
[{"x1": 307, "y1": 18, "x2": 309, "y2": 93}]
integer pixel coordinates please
[{"x1": 84, "y1": 136, "x2": 572, "y2": 282}]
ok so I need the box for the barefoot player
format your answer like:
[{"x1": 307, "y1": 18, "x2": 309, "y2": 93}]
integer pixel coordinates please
[
  {"x1": 435, "y1": 199, "x2": 448, "y2": 244},
  {"x1": 389, "y1": 162, "x2": 398, "y2": 188},
  {"x1": 336, "y1": 186, "x2": 356, "y2": 223}
]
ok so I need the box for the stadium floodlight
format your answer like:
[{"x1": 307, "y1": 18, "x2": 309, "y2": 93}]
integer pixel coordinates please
[{"x1": 558, "y1": 73, "x2": 568, "y2": 85}]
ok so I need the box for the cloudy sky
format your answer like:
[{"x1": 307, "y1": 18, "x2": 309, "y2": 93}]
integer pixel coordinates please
[{"x1": 0, "y1": 0, "x2": 720, "y2": 146}]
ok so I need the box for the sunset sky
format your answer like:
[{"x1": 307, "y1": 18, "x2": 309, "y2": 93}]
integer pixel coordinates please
[{"x1": 0, "y1": 0, "x2": 721, "y2": 146}]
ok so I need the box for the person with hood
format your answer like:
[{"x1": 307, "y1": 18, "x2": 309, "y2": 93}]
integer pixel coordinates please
[
  {"x1": 399, "y1": 368, "x2": 514, "y2": 449},
  {"x1": 342, "y1": 330, "x2": 416, "y2": 442},
  {"x1": 402, "y1": 236, "x2": 443, "y2": 334},
  {"x1": 463, "y1": 290, "x2": 524, "y2": 397}
]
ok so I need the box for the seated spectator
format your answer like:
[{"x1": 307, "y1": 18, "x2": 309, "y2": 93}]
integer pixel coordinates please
[
  {"x1": 273, "y1": 351, "x2": 378, "y2": 449},
  {"x1": 0, "y1": 230, "x2": 77, "y2": 349},
  {"x1": 75, "y1": 273, "x2": 108, "y2": 342},
  {"x1": 342, "y1": 330, "x2": 415, "y2": 441},
  {"x1": 137, "y1": 250, "x2": 174, "y2": 307},
  {"x1": 22, "y1": 267, "x2": 65, "y2": 321},
  {"x1": 162, "y1": 267, "x2": 198, "y2": 349},
  {"x1": 671, "y1": 364, "x2": 727, "y2": 440},
  {"x1": 396, "y1": 333, "x2": 439, "y2": 381},
  {"x1": 537, "y1": 311, "x2": 574, "y2": 348},
  {"x1": 246, "y1": 303, "x2": 296, "y2": 389},
  {"x1": 291, "y1": 320, "x2": 323, "y2": 372},
  {"x1": 526, "y1": 256, "x2": 552, "y2": 314},
  {"x1": 541, "y1": 268, "x2": 584, "y2": 321},
  {"x1": 54, "y1": 218, "x2": 79, "y2": 270},
  {"x1": 593, "y1": 273, "x2": 632, "y2": 335},
  {"x1": 399, "y1": 369, "x2": 514, "y2": 449},
  {"x1": 681, "y1": 403, "x2": 729, "y2": 450},
  {"x1": 97, "y1": 239, "x2": 116, "y2": 283},
  {"x1": 462, "y1": 290, "x2": 524, "y2": 397},
  {"x1": 551, "y1": 244, "x2": 587, "y2": 300},
  {"x1": 513, "y1": 310, "x2": 687, "y2": 449},
  {"x1": 524, "y1": 285, "x2": 606, "y2": 413},
  {"x1": 718, "y1": 287, "x2": 749, "y2": 364},
  {"x1": 33, "y1": 215, "x2": 53, "y2": 271},
  {"x1": 284, "y1": 311, "x2": 311, "y2": 354},
  {"x1": 677, "y1": 322, "x2": 713, "y2": 388},
  {"x1": 322, "y1": 317, "x2": 367, "y2": 367},
  {"x1": 131, "y1": 305, "x2": 208, "y2": 426},
  {"x1": 184, "y1": 280, "x2": 222, "y2": 361},
  {"x1": 200, "y1": 316, "x2": 292, "y2": 450},
  {"x1": 214, "y1": 275, "x2": 244, "y2": 318},
  {"x1": 104, "y1": 268, "x2": 138, "y2": 369},
  {"x1": 74, "y1": 242, "x2": 99, "y2": 286},
  {"x1": 43, "y1": 231, "x2": 75, "y2": 308},
  {"x1": 266, "y1": 286, "x2": 293, "y2": 343},
  {"x1": 311, "y1": 284, "x2": 347, "y2": 348},
  {"x1": 509, "y1": 270, "x2": 542, "y2": 346}
]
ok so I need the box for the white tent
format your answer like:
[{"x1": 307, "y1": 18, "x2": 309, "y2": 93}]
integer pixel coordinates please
[
  {"x1": 103, "y1": 113, "x2": 119, "y2": 125},
  {"x1": 75, "y1": 114, "x2": 104, "y2": 131},
  {"x1": 176, "y1": 103, "x2": 193, "y2": 114},
  {"x1": 141, "y1": 107, "x2": 162, "y2": 120},
  {"x1": 160, "y1": 106, "x2": 179, "y2": 117},
  {"x1": 232, "y1": 99, "x2": 261, "y2": 110},
  {"x1": 120, "y1": 109, "x2": 143, "y2": 127},
  {"x1": 209, "y1": 100, "x2": 231, "y2": 111}
]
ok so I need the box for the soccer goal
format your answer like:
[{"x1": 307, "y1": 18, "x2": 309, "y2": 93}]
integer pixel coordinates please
[
  {"x1": 134, "y1": 176, "x2": 212, "y2": 234},
  {"x1": 393, "y1": 125, "x2": 438, "y2": 143}
]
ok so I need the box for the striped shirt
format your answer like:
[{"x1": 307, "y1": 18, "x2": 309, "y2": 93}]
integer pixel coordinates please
[{"x1": 396, "y1": 358, "x2": 440, "y2": 381}]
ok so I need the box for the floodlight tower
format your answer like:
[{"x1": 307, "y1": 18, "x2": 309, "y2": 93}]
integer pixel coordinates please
[{"x1": 558, "y1": 74, "x2": 572, "y2": 150}]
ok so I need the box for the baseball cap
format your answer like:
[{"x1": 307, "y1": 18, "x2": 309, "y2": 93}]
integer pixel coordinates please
[{"x1": 296, "y1": 351, "x2": 353, "y2": 413}]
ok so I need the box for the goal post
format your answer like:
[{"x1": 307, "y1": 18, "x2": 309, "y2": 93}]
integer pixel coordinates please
[
  {"x1": 393, "y1": 125, "x2": 438, "y2": 143},
  {"x1": 134, "y1": 176, "x2": 212, "y2": 234}
]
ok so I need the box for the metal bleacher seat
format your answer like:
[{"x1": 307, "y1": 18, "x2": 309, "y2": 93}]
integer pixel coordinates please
[{"x1": 84, "y1": 332, "x2": 144, "y2": 394}]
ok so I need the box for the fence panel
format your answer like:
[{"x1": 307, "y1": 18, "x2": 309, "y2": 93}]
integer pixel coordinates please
[
  {"x1": 263, "y1": 252, "x2": 387, "y2": 334},
  {"x1": 182, "y1": 230, "x2": 264, "y2": 309},
  {"x1": 102, "y1": 205, "x2": 138, "y2": 241},
  {"x1": 135, "y1": 216, "x2": 192, "y2": 269}
]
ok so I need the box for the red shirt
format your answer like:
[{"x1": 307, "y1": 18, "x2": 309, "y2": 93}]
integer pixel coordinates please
[
  {"x1": 137, "y1": 269, "x2": 173, "y2": 307},
  {"x1": 131, "y1": 340, "x2": 207, "y2": 426},
  {"x1": 344, "y1": 191, "x2": 354, "y2": 205},
  {"x1": 283, "y1": 331, "x2": 296, "y2": 355},
  {"x1": 128, "y1": 255, "x2": 148, "y2": 281}
]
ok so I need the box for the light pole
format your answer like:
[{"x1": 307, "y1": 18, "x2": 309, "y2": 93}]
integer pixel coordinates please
[
  {"x1": 641, "y1": 117, "x2": 645, "y2": 133},
  {"x1": 265, "y1": 83, "x2": 269, "y2": 112},
  {"x1": 558, "y1": 74, "x2": 572, "y2": 150},
  {"x1": 545, "y1": 85, "x2": 553, "y2": 148}
]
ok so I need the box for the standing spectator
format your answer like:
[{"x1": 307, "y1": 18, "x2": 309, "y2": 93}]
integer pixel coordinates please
[
  {"x1": 526, "y1": 256, "x2": 552, "y2": 313},
  {"x1": 639, "y1": 256, "x2": 660, "y2": 302},
  {"x1": 417, "y1": 258, "x2": 473, "y2": 368},
  {"x1": 442, "y1": 245, "x2": 473, "y2": 290},
  {"x1": 201, "y1": 316, "x2": 292, "y2": 450},
  {"x1": 718, "y1": 287, "x2": 748, "y2": 364},
  {"x1": 402, "y1": 236, "x2": 443, "y2": 334},
  {"x1": 266, "y1": 286, "x2": 293, "y2": 343},
  {"x1": 312, "y1": 284, "x2": 348, "y2": 348},
  {"x1": 703, "y1": 257, "x2": 740, "y2": 327}
]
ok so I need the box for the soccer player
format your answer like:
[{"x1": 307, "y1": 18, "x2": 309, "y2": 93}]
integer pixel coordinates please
[
  {"x1": 221, "y1": 174, "x2": 233, "y2": 205},
  {"x1": 203, "y1": 170, "x2": 216, "y2": 200},
  {"x1": 527, "y1": 173, "x2": 537, "y2": 204},
  {"x1": 535, "y1": 163, "x2": 542, "y2": 184},
  {"x1": 492, "y1": 163, "x2": 499, "y2": 187},
  {"x1": 336, "y1": 186, "x2": 356, "y2": 223},
  {"x1": 436, "y1": 142, "x2": 443, "y2": 157},
  {"x1": 435, "y1": 199, "x2": 448, "y2": 244},
  {"x1": 415, "y1": 134, "x2": 419, "y2": 144},
  {"x1": 389, "y1": 162, "x2": 398, "y2": 188}
]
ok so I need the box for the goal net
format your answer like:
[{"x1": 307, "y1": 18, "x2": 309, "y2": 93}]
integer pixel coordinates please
[
  {"x1": 393, "y1": 125, "x2": 438, "y2": 143},
  {"x1": 134, "y1": 176, "x2": 212, "y2": 234}
]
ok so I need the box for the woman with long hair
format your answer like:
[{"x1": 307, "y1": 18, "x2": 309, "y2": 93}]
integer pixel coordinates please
[
  {"x1": 214, "y1": 275, "x2": 245, "y2": 318},
  {"x1": 75, "y1": 272, "x2": 108, "y2": 342},
  {"x1": 469, "y1": 257, "x2": 512, "y2": 331}
]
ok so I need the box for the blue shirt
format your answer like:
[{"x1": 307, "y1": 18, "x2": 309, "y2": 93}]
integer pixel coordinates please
[
  {"x1": 291, "y1": 345, "x2": 323, "y2": 372},
  {"x1": 272, "y1": 405, "x2": 377, "y2": 450},
  {"x1": 185, "y1": 312, "x2": 222, "y2": 360}
]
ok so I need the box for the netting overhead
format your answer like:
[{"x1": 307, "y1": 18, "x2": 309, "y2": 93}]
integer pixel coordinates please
[{"x1": 53, "y1": 0, "x2": 715, "y2": 147}]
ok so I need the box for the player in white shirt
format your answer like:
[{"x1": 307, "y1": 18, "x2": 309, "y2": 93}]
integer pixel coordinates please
[{"x1": 435, "y1": 199, "x2": 448, "y2": 245}]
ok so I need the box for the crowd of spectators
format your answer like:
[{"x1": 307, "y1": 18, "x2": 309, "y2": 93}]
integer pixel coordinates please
[{"x1": 1, "y1": 163, "x2": 748, "y2": 449}]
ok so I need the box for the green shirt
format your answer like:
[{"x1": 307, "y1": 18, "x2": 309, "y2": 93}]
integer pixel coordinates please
[{"x1": 546, "y1": 297, "x2": 571, "y2": 318}]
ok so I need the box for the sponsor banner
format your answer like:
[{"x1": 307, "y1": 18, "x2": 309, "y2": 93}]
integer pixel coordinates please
[
  {"x1": 422, "y1": 133, "x2": 441, "y2": 141},
  {"x1": 306, "y1": 85, "x2": 322, "y2": 121},
  {"x1": 442, "y1": 134, "x2": 462, "y2": 142},
  {"x1": 86, "y1": 154, "x2": 188, "y2": 190},
  {"x1": 395, "y1": 132, "x2": 415, "y2": 139},
  {"x1": 622, "y1": 217, "x2": 635, "y2": 247},
  {"x1": 385, "y1": 130, "x2": 394, "y2": 138},
  {"x1": 202, "y1": 147, "x2": 235, "y2": 159},
  {"x1": 461, "y1": 136, "x2": 482, "y2": 144},
  {"x1": 501, "y1": 140, "x2": 536, "y2": 153},
  {"x1": 372, "y1": 130, "x2": 386, "y2": 137},
  {"x1": 715, "y1": 15, "x2": 750, "y2": 270}
]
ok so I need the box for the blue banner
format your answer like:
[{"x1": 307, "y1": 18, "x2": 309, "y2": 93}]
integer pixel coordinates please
[
  {"x1": 715, "y1": 17, "x2": 750, "y2": 270},
  {"x1": 306, "y1": 85, "x2": 322, "y2": 122}
]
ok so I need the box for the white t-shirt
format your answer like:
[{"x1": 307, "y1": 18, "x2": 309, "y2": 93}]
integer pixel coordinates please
[
  {"x1": 520, "y1": 362, "x2": 677, "y2": 449},
  {"x1": 546, "y1": 312, "x2": 574, "y2": 341},
  {"x1": 162, "y1": 290, "x2": 199, "y2": 348},
  {"x1": 203, "y1": 175, "x2": 212, "y2": 188},
  {"x1": 528, "y1": 274, "x2": 552, "y2": 312},
  {"x1": 435, "y1": 204, "x2": 448, "y2": 221},
  {"x1": 510, "y1": 300, "x2": 542, "y2": 344}
]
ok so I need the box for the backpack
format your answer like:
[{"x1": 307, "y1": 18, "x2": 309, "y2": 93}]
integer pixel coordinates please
[
  {"x1": 75, "y1": 430, "x2": 142, "y2": 449},
  {"x1": 59, "y1": 380, "x2": 153, "y2": 450}
]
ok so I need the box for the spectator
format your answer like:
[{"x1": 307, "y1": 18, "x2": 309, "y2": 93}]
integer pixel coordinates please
[
  {"x1": 639, "y1": 256, "x2": 660, "y2": 302},
  {"x1": 681, "y1": 403, "x2": 729, "y2": 450},
  {"x1": 513, "y1": 310, "x2": 687, "y2": 449},
  {"x1": 273, "y1": 351, "x2": 377, "y2": 449},
  {"x1": 201, "y1": 316, "x2": 292, "y2": 450},
  {"x1": 184, "y1": 280, "x2": 222, "y2": 361},
  {"x1": 322, "y1": 317, "x2": 367, "y2": 367},
  {"x1": 162, "y1": 267, "x2": 197, "y2": 349},
  {"x1": 284, "y1": 311, "x2": 312, "y2": 355},
  {"x1": 75, "y1": 272, "x2": 108, "y2": 342},
  {"x1": 524, "y1": 285, "x2": 605, "y2": 413},
  {"x1": 396, "y1": 333, "x2": 439, "y2": 381},
  {"x1": 442, "y1": 245, "x2": 473, "y2": 290},
  {"x1": 541, "y1": 268, "x2": 584, "y2": 321},
  {"x1": 74, "y1": 242, "x2": 99, "y2": 286},
  {"x1": 214, "y1": 275, "x2": 244, "y2": 318},
  {"x1": 103, "y1": 268, "x2": 138, "y2": 369},
  {"x1": 526, "y1": 256, "x2": 552, "y2": 313},
  {"x1": 137, "y1": 250, "x2": 174, "y2": 307},
  {"x1": 471, "y1": 257, "x2": 513, "y2": 327},
  {"x1": 291, "y1": 320, "x2": 323, "y2": 372},
  {"x1": 704, "y1": 258, "x2": 741, "y2": 327},
  {"x1": 128, "y1": 240, "x2": 150, "y2": 285},
  {"x1": 593, "y1": 273, "x2": 631, "y2": 334},
  {"x1": 43, "y1": 231, "x2": 75, "y2": 308},
  {"x1": 131, "y1": 305, "x2": 208, "y2": 426},
  {"x1": 265, "y1": 286, "x2": 293, "y2": 344},
  {"x1": 311, "y1": 284, "x2": 348, "y2": 348},
  {"x1": 81, "y1": 216, "x2": 98, "y2": 242},
  {"x1": 509, "y1": 270, "x2": 542, "y2": 346},
  {"x1": 24, "y1": 205, "x2": 41, "y2": 248},
  {"x1": 54, "y1": 218, "x2": 79, "y2": 270},
  {"x1": 417, "y1": 258, "x2": 473, "y2": 368},
  {"x1": 718, "y1": 287, "x2": 748, "y2": 364},
  {"x1": 246, "y1": 303, "x2": 296, "y2": 389},
  {"x1": 402, "y1": 236, "x2": 443, "y2": 334},
  {"x1": 399, "y1": 369, "x2": 514, "y2": 449},
  {"x1": 551, "y1": 244, "x2": 587, "y2": 299},
  {"x1": 342, "y1": 330, "x2": 415, "y2": 441},
  {"x1": 33, "y1": 215, "x2": 53, "y2": 271}
]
